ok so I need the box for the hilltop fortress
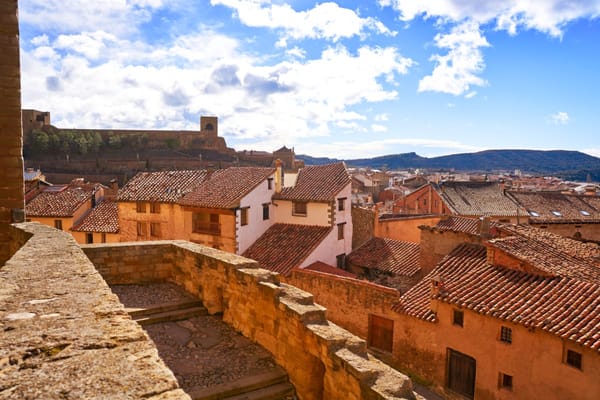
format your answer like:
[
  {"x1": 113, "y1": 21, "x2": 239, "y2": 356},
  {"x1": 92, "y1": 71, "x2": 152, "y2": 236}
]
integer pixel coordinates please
[{"x1": 22, "y1": 109, "x2": 301, "y2": 184}]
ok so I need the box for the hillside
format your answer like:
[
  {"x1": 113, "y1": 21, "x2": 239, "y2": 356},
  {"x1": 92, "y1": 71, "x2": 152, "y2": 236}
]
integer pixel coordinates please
[{"x1": 297, "y1": 150, "x2": 600, "y2": 181}]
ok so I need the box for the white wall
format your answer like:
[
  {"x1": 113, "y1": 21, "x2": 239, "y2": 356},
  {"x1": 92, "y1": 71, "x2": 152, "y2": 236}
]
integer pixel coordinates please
[{"x1": 237, "y1": 172, "x2": 276, "y2": 254}]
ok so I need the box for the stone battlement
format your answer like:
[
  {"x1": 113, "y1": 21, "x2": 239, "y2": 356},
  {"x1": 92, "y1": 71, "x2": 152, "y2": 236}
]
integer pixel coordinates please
[{"x1": 83, "y1": 241, "x2": 417, "y2": 400}]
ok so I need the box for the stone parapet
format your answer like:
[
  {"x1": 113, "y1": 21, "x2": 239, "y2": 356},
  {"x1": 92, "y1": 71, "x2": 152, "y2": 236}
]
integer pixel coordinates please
[
  {"x1": 2, "y1": 223, "x2": 188, "y2": 399},
  {"x1": 84, "y1": 240, "x2": 416, "y2": 400}
]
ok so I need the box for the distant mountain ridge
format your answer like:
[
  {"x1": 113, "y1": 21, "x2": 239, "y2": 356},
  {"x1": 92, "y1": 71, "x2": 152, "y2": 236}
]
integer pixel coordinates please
[{"x1": 297, "y1": 150, "x2": 600, "y2": 181}]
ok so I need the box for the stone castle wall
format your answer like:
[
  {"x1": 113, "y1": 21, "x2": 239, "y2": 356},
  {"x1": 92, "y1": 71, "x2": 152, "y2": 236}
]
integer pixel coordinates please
[
  {"x1": 83, "y1": 241, "x2": 417, "y2": 400},
  {"x1": 2, "y1": 223, "x2": 188, "y2": 399},
  {"x1": 0, "y1": 0, "x2": 24, "y2": 264}
]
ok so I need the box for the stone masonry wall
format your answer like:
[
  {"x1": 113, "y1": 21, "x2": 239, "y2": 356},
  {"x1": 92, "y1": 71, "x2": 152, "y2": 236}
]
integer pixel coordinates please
[
  {"x1": 352, "y1": 206, "x2": 375, "y2": 250},
  {"x1": 287, "y1": 269, "x2": 399, "y2": 340},
  {"x1": 0, "y1": 0, "x2": 25, "y2": 264},
  {"x1": 2, "y1": 223, "x2": 188, "y2": 399},
  {"x1": 83, "y1": 241, "x2": 417, "y2": 400}
]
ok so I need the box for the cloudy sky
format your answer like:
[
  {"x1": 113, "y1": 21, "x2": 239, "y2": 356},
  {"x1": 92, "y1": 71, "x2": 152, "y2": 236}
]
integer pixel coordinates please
[{"x1": 18, "y1": 0, "x2": 600, "y2": 159}]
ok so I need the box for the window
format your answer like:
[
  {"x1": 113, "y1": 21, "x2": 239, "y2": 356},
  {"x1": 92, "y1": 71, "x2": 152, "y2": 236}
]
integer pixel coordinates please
[
  {"x1": 150, "y1": 202, "x2": 160, "y2": 213},
  {"x1": 500, "y1": 326, "x2": 512, "y2": 344},
  {"x1": 293, "y1": 201, "x2": 307, "y2": 216},
  {"x1": 101, "y1": 233, "x2": 106, "y2": 243},
  {"x1": 267, "y1": 178, "x2": 273, "y2": 190},
  {"x1": 499, "y1": 373, "x2": 513, "y2": 390},
  {"x1": 240, "y1": 207, "x2": 249, "y2": 226},
  {"x1": 54, "y1": 219, "x2": 63, "y2": 230},
  {"x1": 136, "y1": 222, "x2": 146, "y2": 237},
  {"x1": 336, "y1": 253, "x2": 346, "y2": 269},
  {"x1": 136, "y1": 201, "x2": 146, "y2": 213},
  {"x1": 368, "y1": 315, "x2": 394, "y2": 353},
  {"x1": 453, "y1": 310, "x2": 464, "y2": 327},
  {"x1": 337, "y1": 223, "x2": 345, "y2": 240},
  {"x1": 86, "y1": 233, "x2": 93, "y2": 244},
  {"x1": 566, "y1": 349, "x2": 582, "y2": 370},
  {"x1": 262, "y1": 203, "x2": 270, "y2": 220},
  {"x1": 193, "y1": 213, "x2": 220, "y2": 234},
  {"x1": 337, "y1": 197, "x2": 346, "y2": 211},
  {"x1": 150, "y1": 222, "x2": 161, "y2": 237}
]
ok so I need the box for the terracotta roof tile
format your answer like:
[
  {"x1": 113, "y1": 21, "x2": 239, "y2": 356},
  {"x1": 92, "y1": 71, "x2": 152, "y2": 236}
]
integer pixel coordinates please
[
  {"x1": 242, "y1": 223, "x2": 331, "y2": 275},
  {"x1": 275, "y1": 162, "x2": 350, "y2": 202},
  {"x1": 499, "y1": 224, "x2": 600, "y2": 264},
  {"x1": 508, "y1": 191, "x2": 600, "y2": 222},
  {"x1": 433, "y1": 216, "x2": 501, "y2": 236},
  {"x1": 118, "y1": 170, "x2": 209, "y2": 203},
  {"x1": 347, "y1": 237, "x2": 421, "y2": 277},
  {"x1": 179, "y1": 167, "x2": 275, "y2": 209},
  {"x1": 438, "y1": 182, "x2": 524, "y2": 217},
  {"x1": 394, "y1": 242, "x2": 600, "y2": 351},
  {"x1": 26, "y1": 180, "x2": 100, "y2": 217},
  {"x1": 71, "y1": 200, "x2": 119, "y2": 233},
  {"x1": 393, "y1": 244, "x2": 487, "y2": 322},
  {"x1": 303, "y1": 261, "x2": 358, "y2": 278}
]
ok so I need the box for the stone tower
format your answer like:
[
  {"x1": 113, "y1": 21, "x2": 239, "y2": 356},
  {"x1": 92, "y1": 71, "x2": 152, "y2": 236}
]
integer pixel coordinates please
[
  {"x1": 200, "y1": 116, "x2": 218, "y2": 138},
  {"x1": 0, "y1": 0, "x2": 24, "y2": 264}
]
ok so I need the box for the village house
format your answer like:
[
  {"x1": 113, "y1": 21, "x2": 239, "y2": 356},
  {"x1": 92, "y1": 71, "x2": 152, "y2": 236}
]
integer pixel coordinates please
[
  {"x1": 346, "y1": 237, "x2": 421, "y2": 293},
  {"x1": 117, "y1": 169, "x2": 209, "y2": 241},
  {"x1": 244, "y1": 162, "x2": 352, "y2": 274},
  {"x1": 394, "y1": 181, "x2": 525, "y2": 223},
  {"x1": 70, "y1": 200, "x2": 120, "y2": 244},
  {"x1": 507, "y1": 190, "x2": 600, "y2": 241},
  {"x1": 25, "y1": 178, "x2": 105, "y2": 236},
  {"x1": 178, "y1": 166, "x2": 276, "y2": 253}
]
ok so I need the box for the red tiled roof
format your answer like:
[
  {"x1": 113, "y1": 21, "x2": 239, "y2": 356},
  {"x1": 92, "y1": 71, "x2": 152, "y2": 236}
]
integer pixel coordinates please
[
  {"x1": 393, "y1": 244, "x2": 487, "y2": 322},
  {"x1": 275, "y1": 162, "x2": 350, "y2": 202},
  {"x1": 179, "y1": 167, "x2": 275, "y2": 209},
  {"x1": 433, "y1": 216, "x2": 500, "y2": 236},
  {"x1": 242, "y1": 223, "x2": 331, "y2": 275},
  {"x1": 303, "y1": 261, "x2": 357, "y2": 278},
  {"x1": 394, "y1": 242, "x2": 600, "y2": 351},
  {"x1": 118, "y1": 170, "x2": 208, "y2": 203},
  {"x1": 508, "y1": 191, "x2": 600, "y2": 222},
  {"x1": 487, "y1": 235, "x2": 600, "y2": 282},
  {"x1": 71, "y1": 200, "x2": 119, "y2": 233},
  {"x1": 26, "y1": 181, "x2": 100, "y2": 217},
  {"x1": 499, "y1": 224, "x2": 600, "y2": 265},
  {"x1": 347, "y1": 237, "x2": 421, "y2": 277},
  {"x1": 437, "y1": 182, "x2": 524, "y2": 217}
]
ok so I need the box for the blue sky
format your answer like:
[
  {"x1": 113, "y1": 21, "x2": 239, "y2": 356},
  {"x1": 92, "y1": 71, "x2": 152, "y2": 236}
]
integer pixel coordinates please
[{"x1": 18, "y1": 0, "x2": 600, "y2": 159}]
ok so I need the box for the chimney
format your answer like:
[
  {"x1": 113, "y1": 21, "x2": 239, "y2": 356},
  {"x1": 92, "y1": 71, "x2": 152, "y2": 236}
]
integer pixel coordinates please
[
  {"x1": 274, "y1": 159, "x2": 283, "y2": 193},
  {"x1": 479, "y1": 216, "x2": 491, "y2": 239},
  {"x1": 429, "y1": 273, "x2": 444, "y2": 313}
]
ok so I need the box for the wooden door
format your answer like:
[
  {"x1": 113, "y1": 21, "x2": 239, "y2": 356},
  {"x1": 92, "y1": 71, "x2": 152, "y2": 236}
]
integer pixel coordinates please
[{"x1": 447, "y1": 349, "x2": 476, "y2": 399}]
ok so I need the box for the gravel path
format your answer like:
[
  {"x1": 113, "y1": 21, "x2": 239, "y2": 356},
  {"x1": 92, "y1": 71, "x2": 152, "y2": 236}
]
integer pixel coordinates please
[{"x1": 110, "y1": 283, "x2": 284, "y2": 394}]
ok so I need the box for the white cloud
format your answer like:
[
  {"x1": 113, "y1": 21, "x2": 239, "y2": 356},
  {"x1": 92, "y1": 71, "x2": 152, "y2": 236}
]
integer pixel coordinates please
[
  {"x1": 371, "y1": 124, "x2": 388, "y2": 132},
  {"x1": 19, "y1": 0, "x2": 169, "y2": 35},
  {"x1": 418, "y1": 21, "x2": 489, "y2": 96},
  {"x1": 374, "y1": 113, "x2": 389, "y2": 122},
  {"x1": 31, "y1": 34, "x2": 49, "y2": 46},
  {"x1": 550, "y1": 111, "x2": 570, "y2": 125},
  {"x1": 381, "y1": 0, "x2": 600, "y2": 37},
  {"x1": 211, "y1": 0, "x2": 395, "y2": 45}
]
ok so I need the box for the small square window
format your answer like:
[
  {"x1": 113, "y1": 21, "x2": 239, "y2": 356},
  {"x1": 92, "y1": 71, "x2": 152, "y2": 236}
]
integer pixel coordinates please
[
  {"x1": 293, "y1": 201, "x2": 307, "y2": 216},
  {"x1": 337, "y1": 223, "x2": 345, "y2": 240},
  {"x1": 500, "y1": 326, "x2": 512, "y2": 344},
  {"x1": 453, "y1": 310, "x2": 464, "y2": 327},
  {"x1": 267, "y1": 178, "x2": 273, "y2": 190},
  {"x1": 241, "y1": 207, "x2": 249, "y2": 226},
  {"x1": 150, "y1": 222, "x2": 161, "y2": 237},
  {"x1": 101, "y1": 233, "x2": 106, "y2": 243},
  {"x1": 136, "y1": 201, "x2": 146, "y2": 213},
  {"x1": 86, "y1": 233, "x2": 93, "y2": 244},
  {"x1": 150, "y1": 202, "x2": 160, "y2": 213},
  {"x1": 336, "y1": 253, "x2": 346, "y2": 269},
  {"x1": 337, "y1": 198, "x2": 346, "y2": 211},
  {"x1": 499, "y1": 373, "x2": 513, "y2": 390},
  {"x1": 136, "y1": 222, "x2": 146, "y2": 237},
  {"x1": 263, "y1": 204, "x2": 270, "y2": 220},
  {"x1": 54, "y1": 219, "x2": 63, "y2": 230},
  {"x1": 566, "y1": 349, "x2": 582, "y2": 370}
]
